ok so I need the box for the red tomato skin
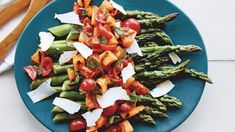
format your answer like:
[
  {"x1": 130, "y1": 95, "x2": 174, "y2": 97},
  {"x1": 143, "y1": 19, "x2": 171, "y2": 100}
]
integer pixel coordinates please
[
  {"x1": 80, "y1": 78, "x2": 96, "y2": 91},
  {"x1": 69, "y1": 118, "x2": 86, "y2": 131},
  {"x1": 98, "y1": 24, "x2": 113, "y2": 39},
  {"x1": 40, "y1": 57, "x2": 53, "y2": 77},
  {"x1": 24, "y1": 66, "x2": 37, "y2": 80},
  {"x1": 119, "y1": 102, "x2": 133, "y2": 112},
  {"x1": 121, "y1": 18, "x2": 141, "y2": 33},
  {"x1": 100, "y1": 44, "x2": 117, "y2": 51},
  {"x1": 103, "y1": 102, "x2": 118, "y2": 116}
]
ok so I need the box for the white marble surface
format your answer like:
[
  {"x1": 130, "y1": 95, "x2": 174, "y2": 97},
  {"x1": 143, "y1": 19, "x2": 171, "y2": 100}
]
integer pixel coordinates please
[{"x1": 0, "y1": 0, "x2": 235, "y2": 132}]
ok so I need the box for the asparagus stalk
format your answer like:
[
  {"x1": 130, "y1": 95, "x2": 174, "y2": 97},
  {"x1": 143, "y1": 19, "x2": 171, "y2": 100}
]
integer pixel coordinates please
[
  {"x1": 53, "y1": 113, "x2": 80, "y2": 123},
  {"x1": 130, "y1": 92, "x2": 167, "y2": 112},
  {"x1": 45, "y1": 40, "x2": 75, "y2": 55},
  {"x1": 141, "y1": 45, "x2": 202, "y2": 53},
  {"x1": 53, "y1": 63, "x2": 74, "y2": 75},
  {"x1": 59, "y1": 91, "x2": 85, "y2": 101},
  {"x1": 51, "y1": 101, "x2": 86, "y2": 114},
  {"x1": 48, "y1": 24, "x2": 73, "y2": 37},
  {"x1": 30, "y1": 74, "x2": 69, "y2": 90},
  {"x1": 159, "y1": 95, "x2": 182, "y2": 110},
  {"x1": 158, "y1": 66, "x2": 212, "y2": 83},
  {"x1": 62, "y1": 75, "x2": 81, "y2": 91},
  {"x1": 143, "y1": 106, "x2": 168, "y2": 118},
  {"x1": 66, "y1": 25, "x2": 82, "y2": 41},
  {"x1": 134, "y1": 60, "x2": 189, "y2": 80},
  {"x1": 135, "y1": 114, "x2": 156, "y2": 125}
]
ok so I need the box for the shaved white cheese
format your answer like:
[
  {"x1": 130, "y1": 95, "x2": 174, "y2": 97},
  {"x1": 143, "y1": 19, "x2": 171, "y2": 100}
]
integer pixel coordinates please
[
  {"x1": 27, "y1": 79, "x2": 57, "y2": 103},
  {"x1": 73, "y1": 42, "x2": 93, "y2": 59},
  {"x1": 115, "y1": 21, "x2": 121, "y2": 27},
  {"x1": 150, "y1": 80, "x2": 175, "y2": 98},
  {"x1": 121, "y1": 63, "x2": 135, "y2": 83},
  {"x1": 82, "y1": 108, "x2": 103, "y2": 127},
  {"x1": 168, "y1": 52, "x2": 181, "y2": 64},
  {"x1": 59, "y1": 50, "x2": 78, "y2": 65},
  {"x1": 97, "y1": 87, "x2": 130, "y2": 108},
  {"x1": 38, "y1": 32, "x2": 55, "y2": 51},
  {"x1": 126, "y1": 39, "x2": 143, "y2": 56},
  {"x1": 110, "y1": 0, "x2": 126, "y2": 15},
  {"x1": 54, "y1": 12, "x2": 83, "y2": 25},
  {"x1": 53, "y1": 97, "x2": 81, "y2": 114}
]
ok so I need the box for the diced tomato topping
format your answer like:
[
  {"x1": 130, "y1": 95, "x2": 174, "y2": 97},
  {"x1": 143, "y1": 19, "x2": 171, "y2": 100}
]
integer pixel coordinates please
[
  {"x1": 80, "y1": 78, "x2": 96, "y2": 91},
  {"x1": 24, "y1": 66, "x2": 37, "y2": 80},
  {"x1": 98, "y1": 24, "x2": 113, "y2": 39},
  {"x1": 69, "y1": 118, "x2": 86, "y2": 132},
  {"x1": 103, "y1": 102, "x2": 118, "y2": 116},
  {"x1": 119, "y1": 102, "x2": 134, "y2": 112},
  {"x1": 40, "y1": 57, "x2": 53, "y2": 77}
]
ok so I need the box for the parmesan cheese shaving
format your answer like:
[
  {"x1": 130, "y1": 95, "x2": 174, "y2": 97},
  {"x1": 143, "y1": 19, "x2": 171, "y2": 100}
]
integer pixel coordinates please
[
  {"x1": 82, "y1": 108, "x2": 103, "y2": 127},
  {"x1": 97, "y1": 87, "x2": 130, "y2": 108},
  {"x1": 110, "y1": 0, "x2": 127, "y2": 15},
  {"x1": 59, "y1": 50, "x2": 78, "y2": 65},
  {"x1": 73, "y1": 42, "x2": 93, "y2": 59},
  {"x1": 38, "y1": 32, "x2": 55, "y2": 51},
  {"x1": 27, "y1": 79, "x2": 57, "y2": 103},
  {"x1": 121, "y1": 63, "x2": 135, "y2": 83},
  {"x1": 168, "y1": 52, "x2": 181, "y2": 64},
  {"x1": 54, "y1": 12, "x2": 83, "y2": 25},
  {"x1": 126, "y1": 39, "x2": 143, "y2": 56},
  {"x1": 53, "y1": 97, "x2": 81, "y2": 114},
  {"x1": 150, "y1": 80, "x2": 175, "y2": 98}
]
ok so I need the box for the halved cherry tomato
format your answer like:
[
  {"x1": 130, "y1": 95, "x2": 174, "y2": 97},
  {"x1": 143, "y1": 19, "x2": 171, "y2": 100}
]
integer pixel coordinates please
[
  {"x1": 106, "y1": 125, "x2": 122, "y2": 132},
  {"x1": 69, "y1": 118, "x2": 86, "y2": 132},
  {"x1": 100, "y1": 44, "x2": 117, "y2": 51},
  {"x1": 82, "y1": 17, "x2": 93, "y2": 36},
  {"x1": 24, "y1": 66, "x2": 37, "y2": 80},
  {"x1": 119, "y1": 102, "x2": 134, "y2": 112},
  {"x1": 98, "y1": 24, "x2": 113, "y2": 39},
  {"x1": 103, "y1": 102, "x2": 118, "y2": 116},
  {"x1": 40, "y1": 57, "x2": 53, "y2": 77},
  {"x1": 85, "y1": 37, "x2": 101, "y2": 48},
  {"x1": 121, "y1": 18, "x2": 141, "y2": 33},
  {"x1": 80, "y1": 78, "x2": 96, "y2": 91},
  {"x1": 73, "y1": 2, "x2": 82, "y2": 15}
]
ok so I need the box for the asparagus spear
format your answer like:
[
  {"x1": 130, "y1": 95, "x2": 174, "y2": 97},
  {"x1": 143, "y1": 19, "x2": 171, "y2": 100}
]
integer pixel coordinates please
[
  {"x1": 53, "y1": 113, "x2": 80, "y2": 123},
  {"x1": 143, "y1": 106, "x2": 168, "y2": 118},
  {"x1": 159, "y1": 95, "x2": 182, "y2": 110},
  {"x1": 130, "y1": 92, "x2": 167, "y2": 112},
  {"x1": 62, "y1": 75, "x2": 80, "y2": 91},
  {"x1": 141, "y1": 45, "x2": 202, "y2": 53},
  {"x1": 134, "y1": 56, "x2": 170, "y2": 72},
  {"x1": 30, "y1": 74, "x2": 69, "y2": 90},
  {"x1": 66, "y1": 25, "x2": 82, "y2": 41},
  {"x1": 135, "y1": 114, "x2": 156, "y2": 125},
  {"x1": 53, "y1": 63, "x2": 74, "y2": 75},
  {"x1": 59, "y1": 91, "x2": 85, "y2": 101},
  {"x1": 134, "y1": 60, "x2": 189, "y2": 80},
  {"x1": 185, "y1": 69, "x2": 213, "y2": 84},
  {"x1": 158, "y1": 65, "x2": 212, "y2": 83},
  {"x1": 51, "y1": 101, "x2": 86, "y2": 114},
  {"x1": 45, "y1": 40, "x2": 75, "y2": 55},
  {"x1": 48, "y1": 24, "x2": 73, "y2": 37}
]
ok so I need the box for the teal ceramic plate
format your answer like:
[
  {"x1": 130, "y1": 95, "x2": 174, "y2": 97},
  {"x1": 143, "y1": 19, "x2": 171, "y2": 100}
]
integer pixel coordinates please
[{"x1": 14, "y1": 0, "x2": 207, "y2": 132}]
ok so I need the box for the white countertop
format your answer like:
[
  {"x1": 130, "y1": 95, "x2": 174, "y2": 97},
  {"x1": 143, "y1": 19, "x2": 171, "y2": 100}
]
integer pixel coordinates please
[{"x1": 0, "y1": 0, "x2": 235, "y2": 131}]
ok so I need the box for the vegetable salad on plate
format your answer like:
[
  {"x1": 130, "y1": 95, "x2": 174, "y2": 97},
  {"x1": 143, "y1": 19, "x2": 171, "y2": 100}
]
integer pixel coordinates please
[{"x1": 24, "y1": 0, "x2": 212, "y2": 131}]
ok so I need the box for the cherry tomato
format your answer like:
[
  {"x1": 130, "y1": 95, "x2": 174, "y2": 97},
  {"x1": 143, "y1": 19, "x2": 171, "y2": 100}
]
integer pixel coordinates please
[
  {"x1": 100, "y1": 44, "x2": 117, "y2": 51},
  {"x1": 80, "y1": 78, "x2": 96, "y2": 91},
  {"x1": 103, "y1": 102, "x2": 118, "y2": 116},
  {"x1": 119, "y1": 102, "x2": 134, "y2": 112},
  {"x1": 85, "y1": 37, "x2": 101, "y2": 48},
  {"x1": 40, "y1": 57, "x2": 53, "y2": 77},
  {"x1": 121, "y1": 18, "x2": 141, "y2": 33},
  {"x1": 69, "y1": 118, "x2": 86, "y2": 131},
  {"x1": 106, "y1": 125, "x2": 122, "y2": 132},
  {"x1": 98, "y1": 24, "x2": 113, "y2": 39},
  {"x1": 73, "y1": 2, "x2": 82, "y2": 15},
  {"x1": 24, "y1": 66, "x2": 37, "y2": 80}
]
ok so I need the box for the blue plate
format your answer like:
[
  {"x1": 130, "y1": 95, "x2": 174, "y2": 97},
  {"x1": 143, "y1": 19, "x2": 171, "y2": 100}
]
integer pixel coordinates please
[{"x1": 14, "y1": 0, "x2": 208, "y2": 132}]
